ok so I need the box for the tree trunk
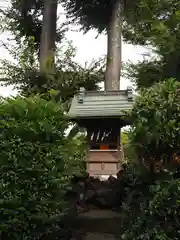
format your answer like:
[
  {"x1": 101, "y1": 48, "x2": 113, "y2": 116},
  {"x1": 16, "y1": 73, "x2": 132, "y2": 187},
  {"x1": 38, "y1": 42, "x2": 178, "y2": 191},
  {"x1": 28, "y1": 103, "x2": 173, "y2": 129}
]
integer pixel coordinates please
[
  {"x1": 40, "y1": 0, "x2": 58, "y2": 73},
  {"x1": 105, "y1": 0, "x2": 123, "y2": 90}
]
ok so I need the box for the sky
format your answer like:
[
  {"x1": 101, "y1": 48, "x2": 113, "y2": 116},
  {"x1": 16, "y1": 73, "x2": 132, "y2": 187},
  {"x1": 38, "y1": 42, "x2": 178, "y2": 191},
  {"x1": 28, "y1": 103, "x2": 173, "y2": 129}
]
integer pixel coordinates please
[{"x1": 0, "y1": 2, "x2": 151, "y2": 97}]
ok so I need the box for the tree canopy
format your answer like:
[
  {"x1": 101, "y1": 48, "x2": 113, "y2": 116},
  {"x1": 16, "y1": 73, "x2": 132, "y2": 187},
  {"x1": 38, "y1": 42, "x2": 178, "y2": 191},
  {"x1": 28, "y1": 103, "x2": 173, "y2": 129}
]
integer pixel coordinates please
[
  {"x1": 1, "y1": 0, "x2": 66, "y2": 53},
  {"x1": 0, "y1": 37, "x2": 104, "y2": 101},
  {"x1": 60, "y1": 0, "x2": 180, "y2": 90},
  {"x1": 0, "y1": 1, "x2": 105, "y2": 100},
  {"x1": 123, "y1": 0, "x2": 180, "y2": 46},
  {"x1": 130, "y1": 78, "x2": 180, "y2": 170},
  {"x1": 60, "y1": 0, "x2": 118, "y2": 33},
  {"x1": 121, "y1": 0, "x2": 180, "y2": 89}
]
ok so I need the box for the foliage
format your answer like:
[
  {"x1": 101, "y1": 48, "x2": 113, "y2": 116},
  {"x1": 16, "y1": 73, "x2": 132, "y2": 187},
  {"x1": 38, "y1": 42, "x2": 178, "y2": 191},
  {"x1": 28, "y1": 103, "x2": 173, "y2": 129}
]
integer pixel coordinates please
[
  {"x1": 123, "y1": 0, "x2": 180, "y2": 89},
  {"x1": 121, "y1": 130, "x2": 138, "y2": 164},
  {"x1": 125, "y1": 50, "x2": 180, "y2": 89},
  {"x1": 60, "y1": 0, "x2": 180, "y2": 90},
  {"x1": 5, "y1": 0, "x2": 178, "y2": 43},
  {"x1": 120, "y1": 167, "x2": 180, "y2": 239},
  {"x1": 2, "y1": 1, "x2": 180, "y2": 91},
  {"x1": 61, "y1": 0, "x2": 179, "y2": 39},
  {"x1": 0, "y1": 37, "x2": 105, "y2": 101},
  {"x1": 0, "y1": 0, "x2": 66, "y2": 53},
  {"x1": 123, "y1": 0, "x2": 180, "y2": 48},
  {"x1": 130, "y1": 78, "x2": 180, "y2": 170},
  {"x1": 60, "y1": 0, "x2": 119, "y2": 33},
  {"x1": 121, "y1": 131, "x2": 129, "y2": 145},
  {"x1": 118, "y1": 64, "x2": 180, "y2": 239},
  {"x1": 124, "y1": 58, "x2": 164, "y2": 89},
  {"x1": 0, "y1": 96, "x2": 85, "y2": 239}
]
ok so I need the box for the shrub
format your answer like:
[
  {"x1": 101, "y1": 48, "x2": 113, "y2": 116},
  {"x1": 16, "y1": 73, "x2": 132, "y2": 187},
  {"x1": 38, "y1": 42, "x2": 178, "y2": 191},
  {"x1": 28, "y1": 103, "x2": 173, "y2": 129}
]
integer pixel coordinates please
[
  {"x1": 0, "y1": 96, "x2": 85, "y2": 239},
  {"x1": 121, "y1": 130, "x2": 138, "y2": 164},
  {"x1": 120, "y1": 169, "x2": 180, "y2": 240},
  {"x1": 130, "y1": 78, "x2": 180, "y2": 170},
  {"x1": 118, "y1": 79, "x2": 180, "y2": 239},
  {"x1": 115, "y1": 164, "x2": 152, "y2": 212}
]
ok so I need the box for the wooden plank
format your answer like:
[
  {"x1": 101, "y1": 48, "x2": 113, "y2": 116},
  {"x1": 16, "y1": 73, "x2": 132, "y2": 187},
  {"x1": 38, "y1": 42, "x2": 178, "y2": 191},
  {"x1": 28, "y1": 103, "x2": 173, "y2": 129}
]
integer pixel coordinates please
[
  {"x1": 87, "y1": 151, "x2": 120, "y2": 163},
  {"x1": 87, "y1": 169, "x2": 119, "y2": 176}
]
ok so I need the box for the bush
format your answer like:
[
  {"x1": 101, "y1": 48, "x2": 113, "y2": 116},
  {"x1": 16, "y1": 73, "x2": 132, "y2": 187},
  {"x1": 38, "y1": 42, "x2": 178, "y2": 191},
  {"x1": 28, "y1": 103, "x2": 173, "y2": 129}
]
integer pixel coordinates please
[
  {"x1": 120, "y1": 168, "x2": 180, "y2": 239},
  {"x1": 121, "y1": 130, "x2": 138, "y2": 164},
  {"x1": 118, "y1": 79, "x2": 180, "y2": 239},
  {"x1": 130, "y1": 78, "x2": 180, "y2": 170},
  {"x1": 115, "y1": 164, "x2": 152, "y2": 213},
  {"x1": 0, "y1": 96, "x2": 85, "y2": 239}
]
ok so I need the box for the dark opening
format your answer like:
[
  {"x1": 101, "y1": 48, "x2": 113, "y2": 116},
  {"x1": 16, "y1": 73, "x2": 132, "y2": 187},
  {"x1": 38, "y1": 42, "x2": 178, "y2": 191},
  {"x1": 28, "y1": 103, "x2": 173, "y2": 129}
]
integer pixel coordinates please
[{"x1": 88, "y1": 127, "x2": 119, "y2": 150}]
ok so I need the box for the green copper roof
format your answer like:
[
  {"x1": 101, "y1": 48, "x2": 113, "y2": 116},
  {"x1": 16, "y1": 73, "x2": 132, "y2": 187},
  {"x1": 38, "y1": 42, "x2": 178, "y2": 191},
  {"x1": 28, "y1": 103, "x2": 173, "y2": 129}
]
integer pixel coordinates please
[{"x1": 67, "y1": 87, "x2": 134, "y2": 119}]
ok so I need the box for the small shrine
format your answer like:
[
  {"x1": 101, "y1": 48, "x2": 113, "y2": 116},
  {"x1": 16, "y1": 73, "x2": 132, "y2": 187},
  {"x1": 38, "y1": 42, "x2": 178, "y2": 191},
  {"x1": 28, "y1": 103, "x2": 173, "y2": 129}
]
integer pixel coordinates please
[{"x1": 67, "y1": 87, "x2": 134, "y2": 177}]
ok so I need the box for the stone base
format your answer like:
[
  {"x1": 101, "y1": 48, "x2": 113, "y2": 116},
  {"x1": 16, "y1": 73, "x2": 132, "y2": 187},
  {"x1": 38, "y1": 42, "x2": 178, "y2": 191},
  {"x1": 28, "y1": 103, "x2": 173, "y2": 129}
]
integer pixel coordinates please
[
  {"x1": 85, "y1": 233, "x2": 119, "y2": 240},
  {"x1": 71, "y1": 210, "x2": 122, "y2": 239}
]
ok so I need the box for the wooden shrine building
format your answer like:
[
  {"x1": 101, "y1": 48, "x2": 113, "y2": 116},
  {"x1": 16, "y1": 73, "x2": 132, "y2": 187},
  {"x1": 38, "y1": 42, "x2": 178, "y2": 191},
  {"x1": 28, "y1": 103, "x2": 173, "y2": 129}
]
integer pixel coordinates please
[{"x1": 67, "y1": 87, "x2": 134, "y2": 177}]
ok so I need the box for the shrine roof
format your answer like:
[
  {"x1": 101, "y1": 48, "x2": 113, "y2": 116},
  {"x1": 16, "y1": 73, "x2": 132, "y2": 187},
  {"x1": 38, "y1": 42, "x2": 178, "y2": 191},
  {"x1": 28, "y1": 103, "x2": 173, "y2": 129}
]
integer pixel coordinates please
[{"x1": 67, "y1": 87, "x2": 135, "y2": 119}]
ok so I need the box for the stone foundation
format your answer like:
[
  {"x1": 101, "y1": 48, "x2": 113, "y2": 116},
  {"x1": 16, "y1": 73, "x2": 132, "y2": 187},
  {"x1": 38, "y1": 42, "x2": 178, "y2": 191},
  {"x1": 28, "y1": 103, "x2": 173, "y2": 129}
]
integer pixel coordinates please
[{"x1": 66, "y1": 168, "x2": 127, "y2": 239}]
